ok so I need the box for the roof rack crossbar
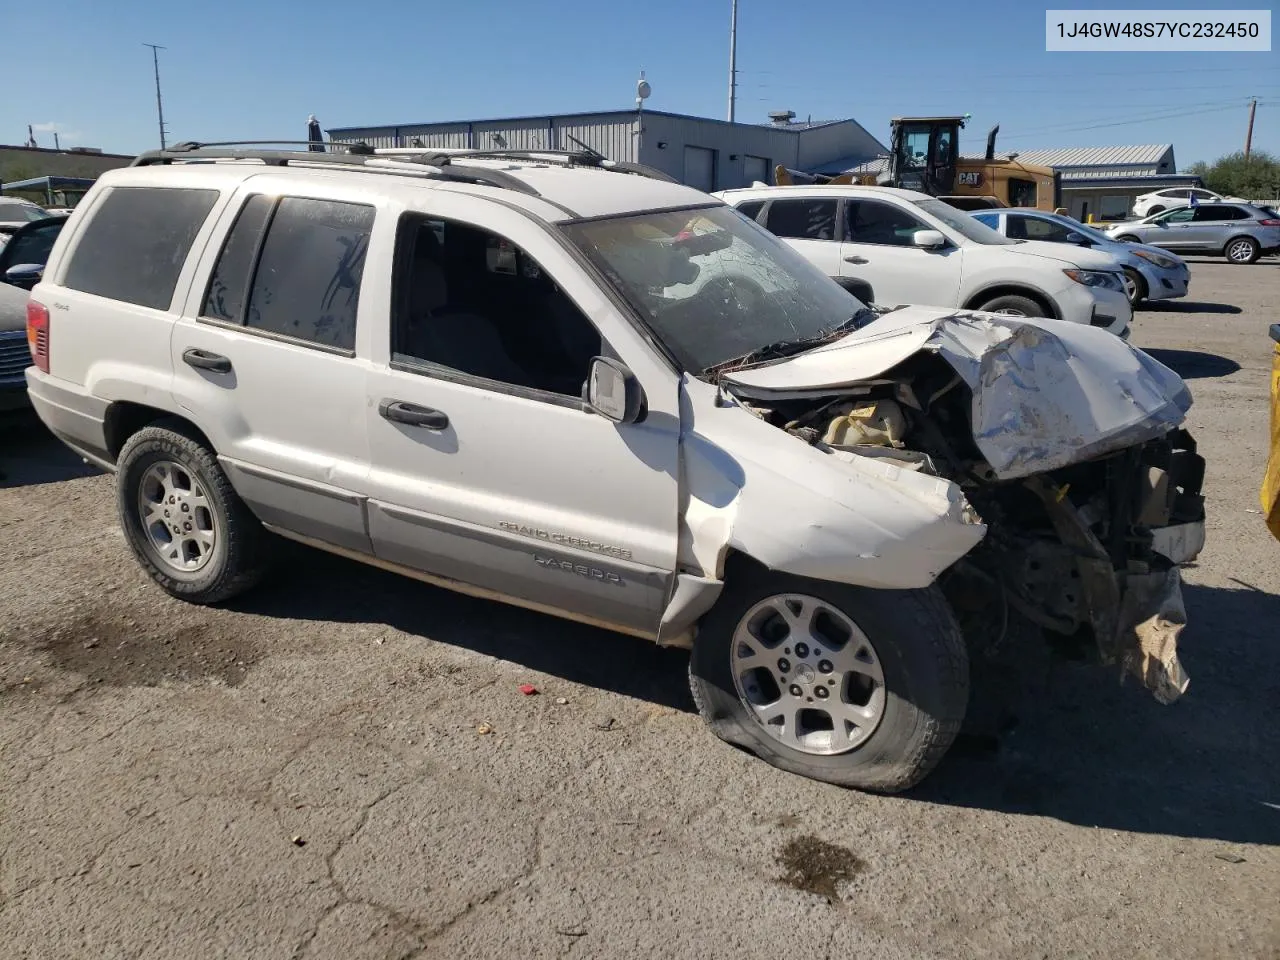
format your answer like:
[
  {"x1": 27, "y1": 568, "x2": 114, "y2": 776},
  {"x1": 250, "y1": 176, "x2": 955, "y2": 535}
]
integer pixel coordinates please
[
  {"x1": 128, "y1": 146, "x2": 544, "y2": 198},
  {"x1": 366, "y1": 147, "x2": 679, "y2": 183}
]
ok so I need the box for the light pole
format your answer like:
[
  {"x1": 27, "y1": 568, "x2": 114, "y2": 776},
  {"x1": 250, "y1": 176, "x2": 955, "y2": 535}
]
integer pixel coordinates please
[
  {"x1": 143, "y1": 43, "x2": 167, "y2": 150},
  {"x1": 728, "y1": 0, "x2": 738, "y2": 123}
]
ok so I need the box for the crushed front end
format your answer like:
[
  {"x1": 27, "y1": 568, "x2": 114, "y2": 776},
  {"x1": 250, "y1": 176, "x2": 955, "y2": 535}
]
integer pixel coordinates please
[{"x1": 720, "y1": 311, "x2": 1208, "y2": 702}]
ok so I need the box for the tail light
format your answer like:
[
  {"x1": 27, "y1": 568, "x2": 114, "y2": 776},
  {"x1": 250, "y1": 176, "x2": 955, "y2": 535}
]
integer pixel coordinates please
[
  {"x1": 26, "y1": 299, "x2": 49, "y2": 374},
  {"x1": 1259, "y1": 219, "x2": 1280, "y2": 227}
]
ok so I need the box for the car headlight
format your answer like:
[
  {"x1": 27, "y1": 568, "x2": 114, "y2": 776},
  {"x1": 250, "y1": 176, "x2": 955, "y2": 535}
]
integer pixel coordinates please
[
  {"x1": 1130, "y1": 249, "x2": 1179, "y2": 270},
  {"x1": 1064, "y1": 269, "x2": 1124, "y2": 292}
]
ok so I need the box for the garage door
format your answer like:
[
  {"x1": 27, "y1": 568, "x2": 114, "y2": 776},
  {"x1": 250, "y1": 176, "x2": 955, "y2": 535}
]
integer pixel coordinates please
[
  {"x1": 744, "y1": 155, "x2": 769, "y2": 185},
  {"x1": 684, "y1": 146, "x2": 716, "y2": 192}
]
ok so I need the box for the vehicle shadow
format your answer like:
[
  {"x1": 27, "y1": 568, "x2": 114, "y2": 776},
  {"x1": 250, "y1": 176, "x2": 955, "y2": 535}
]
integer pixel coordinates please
[
  {"x1": 241, "y1": 547, "x2": 1279, "y2": 845},
  {"x1": 1141, "y1": 348, "x2": 1241, "y2": 379},
  {"x1": 232, "y1": 545, "x2": 696, "y2": 712},
  {"x1": 0, "y1": 411, "x2": 101, "y2": 487},
  {"x1": 1140, "y1": 300, "x2": 1243, "y2": 315},
  {"x1": 915, "y1": 582, "x2": 1280, "y2": 846}
]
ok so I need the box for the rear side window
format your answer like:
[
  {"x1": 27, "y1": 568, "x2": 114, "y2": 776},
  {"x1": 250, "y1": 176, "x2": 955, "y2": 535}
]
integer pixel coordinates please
[
  {"x1": 62, "y1": 187, "x2": 218, "y2": 309},
  {"x1": 764, "y1": 199, "x2": 837, "y2": 240},
  {"x1": 1193, "y1": 205, "x2": 1247, "y2": 222},
  {"x1": 202, "y1": 195, "x2": 374, "y2": 351}
]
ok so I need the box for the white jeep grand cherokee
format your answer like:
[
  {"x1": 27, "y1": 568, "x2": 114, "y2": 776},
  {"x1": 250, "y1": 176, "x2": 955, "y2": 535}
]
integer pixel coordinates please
[{"x1": 24, "y1": 144, "x2": 1204, "y2": 791}]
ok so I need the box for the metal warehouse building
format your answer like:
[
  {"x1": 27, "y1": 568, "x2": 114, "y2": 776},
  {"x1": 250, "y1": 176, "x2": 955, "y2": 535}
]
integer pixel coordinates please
[
  {"x1": 327, "y1": 109, "x2": 887, "y2": 192},
  {"x1": 1009, "y1": 145, "x2": 1198, "y2": 223}
]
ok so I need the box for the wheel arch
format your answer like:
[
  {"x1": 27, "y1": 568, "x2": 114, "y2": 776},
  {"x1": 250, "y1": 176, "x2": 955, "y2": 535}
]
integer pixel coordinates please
[
  {"x1": 105, "y1": 401, "x2": 214, "y2": 462},
  {"x1": 962, "y1": 283, "x2": 1059, "y2": 319}
]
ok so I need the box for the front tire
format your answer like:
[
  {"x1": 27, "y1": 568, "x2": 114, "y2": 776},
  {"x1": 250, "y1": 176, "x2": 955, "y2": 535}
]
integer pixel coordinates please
[
  {"x1": 1225, "y1": 236, "x2": 1259, "y2": 264},
  {"x1": 1122, "y1": 267, "x2": 1147, "y2": 306},
  {"x1": 976, "y1": 294, "x2": 1045, "y2": 318},
  {"x1": 116, "y1": 420, "x2": 272, "y2": 604},
  {"x1": 689, "y1": 567, "x2": 969, "y2": 793}
]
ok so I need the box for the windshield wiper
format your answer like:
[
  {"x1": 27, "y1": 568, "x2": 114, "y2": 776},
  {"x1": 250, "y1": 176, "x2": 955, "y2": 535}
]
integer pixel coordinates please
[{"x1": 705, "y1": 307, "x2": 879, "y2": 377}]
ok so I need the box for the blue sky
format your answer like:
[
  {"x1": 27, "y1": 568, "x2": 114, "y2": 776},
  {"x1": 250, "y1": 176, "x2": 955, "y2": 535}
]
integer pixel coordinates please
[{"x1": 6, "y1": 0, "x2": 1277, "y2": 166}]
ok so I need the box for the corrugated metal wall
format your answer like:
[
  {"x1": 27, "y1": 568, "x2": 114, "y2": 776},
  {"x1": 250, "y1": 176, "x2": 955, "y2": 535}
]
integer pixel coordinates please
[
  {"x1": 328, "y1": 112, "x2": 884, "y2": 191},
  {"x1": 330, "y1": 115, "x2": 638, "y2": 160}
]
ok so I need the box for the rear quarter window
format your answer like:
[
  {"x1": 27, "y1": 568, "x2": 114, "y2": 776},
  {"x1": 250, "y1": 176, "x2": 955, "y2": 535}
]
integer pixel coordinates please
[{"x1": 61, "y1": 186, "x2": 218, "y2": 310}]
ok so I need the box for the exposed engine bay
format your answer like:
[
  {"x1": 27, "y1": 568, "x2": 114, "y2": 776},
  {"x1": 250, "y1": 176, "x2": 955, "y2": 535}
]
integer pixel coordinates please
[{"x1": 722, "y1": 339, "x2": 1206, "y2": 704}]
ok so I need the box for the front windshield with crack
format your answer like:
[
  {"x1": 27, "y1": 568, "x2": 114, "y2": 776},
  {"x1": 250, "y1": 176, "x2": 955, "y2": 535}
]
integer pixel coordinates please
[{"x1": 563, "y1": 205, "x2": 868, "y2": 372}]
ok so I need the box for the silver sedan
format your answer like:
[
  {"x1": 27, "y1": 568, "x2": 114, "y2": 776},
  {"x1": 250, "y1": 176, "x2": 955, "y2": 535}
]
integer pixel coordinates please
[{"x1": 971, "y1": 208, "x2": 1189, "y2": 306}]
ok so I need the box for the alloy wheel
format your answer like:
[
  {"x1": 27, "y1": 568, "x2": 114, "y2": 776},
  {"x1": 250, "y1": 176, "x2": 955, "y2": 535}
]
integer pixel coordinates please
[
  {"x1": 137, "y1": 460, "x2": 219, "y2": 573},
  {"x1": 730, "y1": 593, "x2": 886, "y2": 756}
]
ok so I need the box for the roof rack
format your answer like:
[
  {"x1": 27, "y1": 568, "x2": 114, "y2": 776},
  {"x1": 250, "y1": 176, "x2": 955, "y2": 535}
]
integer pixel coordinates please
[
  {"x1": 368, "y1": 147, "x2": 680, "y2": 183},
  {"x1": 129, "y1": 142, "x2": 545, "y2": 198}
]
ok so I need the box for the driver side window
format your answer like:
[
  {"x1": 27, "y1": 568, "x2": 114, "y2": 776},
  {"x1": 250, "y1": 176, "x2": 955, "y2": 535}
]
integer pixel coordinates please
[{"x1": 392, "y1": 215, "x2": 602, "y2": 399}]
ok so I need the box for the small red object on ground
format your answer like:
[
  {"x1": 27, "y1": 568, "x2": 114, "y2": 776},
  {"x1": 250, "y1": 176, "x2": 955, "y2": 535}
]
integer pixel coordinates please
[{"x1": 518, "y1": 683, "x2": 539, "y2": 696}]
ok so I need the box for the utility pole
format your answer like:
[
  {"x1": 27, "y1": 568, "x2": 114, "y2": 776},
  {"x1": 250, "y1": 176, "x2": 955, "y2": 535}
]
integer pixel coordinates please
[
  {"x1": 1245, "y1": 97, "x2": 1257, "y2": 157},
  {"x1": 143, "y1": 43, "x2": 168, "y2": 150},
  {"x1": 727, "y1": 0, "x2": 739, "y2": 123}
]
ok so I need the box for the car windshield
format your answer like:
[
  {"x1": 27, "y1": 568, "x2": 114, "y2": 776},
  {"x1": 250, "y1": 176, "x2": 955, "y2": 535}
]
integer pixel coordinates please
[
  {"x1": 914, "y1": 199, "x2": 1016, "y2": 244},
  {"x1": 563, "y1": 204, "x2": 870, "y2": 373}
]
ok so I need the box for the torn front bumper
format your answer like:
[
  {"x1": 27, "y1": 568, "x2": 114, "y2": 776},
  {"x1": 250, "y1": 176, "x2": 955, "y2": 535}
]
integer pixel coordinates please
[{"x1": 1025, "y1": 430, "x2": 1205, "y2": 703}]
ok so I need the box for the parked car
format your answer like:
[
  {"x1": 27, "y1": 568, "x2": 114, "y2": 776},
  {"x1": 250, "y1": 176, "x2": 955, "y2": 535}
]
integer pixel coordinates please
[
  {"x1": 1104, "y1": 203, "x2": 1280, "y2": 264},
  {"x1": 715, "y1": 185, "x2": 1131, "y2": 335},
  {"x1": 0, "y1": 281, "x2": 31, "y2": 411},
  {"x1": 25, "y1": 146, "x2": 1204, "y2": 791},
  {"x1": 1131, "y1": 187, "x2": 1244, "y2": 218},
  {"x1": 972, "y1": 208, "x2": 1189, "y2": 306},
  {"x1": 0, "y1": 214, "x2": 68, "y2": 290},
  {"x1": 0, "y1": 197, "x2": 52, "y2": 225}
]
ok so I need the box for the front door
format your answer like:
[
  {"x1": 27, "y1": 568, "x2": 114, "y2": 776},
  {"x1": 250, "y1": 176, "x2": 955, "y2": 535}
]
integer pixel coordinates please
[
  {"x1": 840, "y1": 197, "x2": 963, "y2": 308},
  {"x1": 363, "y1": 198, "x2": 680, "y2": 636},
  {"x1": 1149, "y1": 207, "x2": 1197, "y2": 249}
]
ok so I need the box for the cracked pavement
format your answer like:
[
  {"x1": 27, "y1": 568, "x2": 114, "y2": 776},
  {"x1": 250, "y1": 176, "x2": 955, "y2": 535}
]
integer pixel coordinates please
[{"x1": 2, "y1": 261, "x2": 1279, "y2": 959}]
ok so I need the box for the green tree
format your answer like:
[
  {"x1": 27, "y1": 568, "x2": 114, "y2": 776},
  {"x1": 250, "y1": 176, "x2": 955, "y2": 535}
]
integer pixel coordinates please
[{"x1": 1184, "y1": 151, "x2": 1280, "y2": 201}]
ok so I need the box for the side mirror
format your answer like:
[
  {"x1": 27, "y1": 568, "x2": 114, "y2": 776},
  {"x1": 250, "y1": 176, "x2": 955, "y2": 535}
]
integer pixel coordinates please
[
  {"x1": 3, "y1": 264, "x2": 43, "y2": 289},
  {"x1": 1065, "y1": 232, "x2": 1092, "y2": 246},
  {"x1": 912, "y1": 229, "x2": 946, "y2": 250},
  {"x1": 586, "y1": 356, "x2": 646, "y2": 424}
]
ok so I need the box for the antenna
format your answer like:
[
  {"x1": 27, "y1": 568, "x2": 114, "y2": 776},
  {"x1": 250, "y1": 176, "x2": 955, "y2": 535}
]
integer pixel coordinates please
[
  {"x1": 728, "y1": 0, "x2": 739, "y2": 122},
  {"x1": 636, "y1": 71, "x2": 651, "y2": 155},
  {"x1": 143, "y1": 43, "x2": 168, "y2": 150}
]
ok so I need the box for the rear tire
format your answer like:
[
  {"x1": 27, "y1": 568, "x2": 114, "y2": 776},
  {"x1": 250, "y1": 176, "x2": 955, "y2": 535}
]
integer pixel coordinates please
[
  {"x1": 689, "y1": 565, "x2": 969, "y2": 793},
  {"x1": 116, "y1": 420, "x2": 272, "y2": 604},
  {"x1": 976, "y1": 294, "x2": 1045, "y2": 318},
  {"x1": 1147, "y1": 206, "x2": 1165, "y2": 215},
  {"x1": 1224, "y1": 236, "x2": 1259, "y2": 264}
]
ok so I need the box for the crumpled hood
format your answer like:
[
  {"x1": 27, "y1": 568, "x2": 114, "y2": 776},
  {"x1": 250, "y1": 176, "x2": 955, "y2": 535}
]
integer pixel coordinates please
[{"x1": 721, "y1": 306, "x2": 1192, "y2": 480}]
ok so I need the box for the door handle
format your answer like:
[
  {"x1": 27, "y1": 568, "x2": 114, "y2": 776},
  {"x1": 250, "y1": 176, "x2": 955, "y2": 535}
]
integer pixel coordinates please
[
  {"x1": 843, "y1": 255, "x2": 869, "y2": 264},
  {"x1": 379, "y1": 399, "x2": 449, "y2": 431},
  {"x1": 182, "y1": 348, "x2": 232, "y2": 373}
]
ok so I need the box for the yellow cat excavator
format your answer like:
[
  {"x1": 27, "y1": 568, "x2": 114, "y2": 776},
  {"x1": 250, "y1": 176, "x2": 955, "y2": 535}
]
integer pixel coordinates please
[{"x1": 775, "y1": 116, "x2": 1063, "y2": 212}]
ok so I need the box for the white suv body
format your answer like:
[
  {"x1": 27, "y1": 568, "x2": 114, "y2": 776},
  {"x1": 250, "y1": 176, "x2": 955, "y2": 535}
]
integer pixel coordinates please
[
  {"x1": 714, "y1": 185, "x2": 1132, "y2": 336},
  {"x1": 1131, "y1": 187, "x2": 1243, "y2": 218},
  {"x1": 23, "y1": 146, "x2": 1203, "y2": 791}
]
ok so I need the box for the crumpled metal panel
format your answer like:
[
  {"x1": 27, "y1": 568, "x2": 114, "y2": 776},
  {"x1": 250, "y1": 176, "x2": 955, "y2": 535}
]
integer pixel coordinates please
[
  {"x1": 931, "y1": 316, "x2": 1193, "y2": 479},
  {"x1": 1118, "y1": 567, "x2": 1190, "y2": 704}
]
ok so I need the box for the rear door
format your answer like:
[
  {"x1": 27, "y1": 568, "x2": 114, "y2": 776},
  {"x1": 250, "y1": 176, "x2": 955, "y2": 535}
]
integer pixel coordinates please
[
  {"x1": 1189, "y1": 204, "x2": 1249, "y2": 251},
  {"x1": 760, "y1": 197, "x2": 843, "y2": 278},
  {"x1": 840, "y1": 197, "x2": 963, "y2": 308},
  {"x1": 170, "y1": 183, "x2": 381, "y2": 554}
]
